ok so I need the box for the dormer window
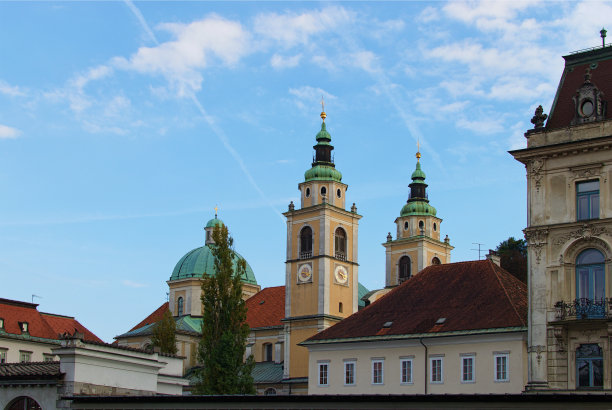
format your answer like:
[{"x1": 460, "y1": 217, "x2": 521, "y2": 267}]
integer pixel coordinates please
[
  {"x1": 19, "y1": 322, "x2": 28, "y2": 333},
  {"x1": 0, "y1": 318, "x2": 4, "y2": 330},
  {"x1": 572, "y1": 69, "x2": 606, "y2": 125}
]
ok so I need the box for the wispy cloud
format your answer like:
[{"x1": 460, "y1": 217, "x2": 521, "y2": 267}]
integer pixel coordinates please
[
  {"x1": 270, "y1": 53, "x2": 302, "y2": 69},
  {"x1": 122, "y1": 279, "x2": 148, "y2": 288},
  {"x1": 0, "y1": 124, "x2": 21, "y2": 139},
  {"x1": 0, "y1": 80, "x2": 26, "y2": 97},
  {"x1": 289, "y1": 86, "x2": 336, "y2": 112}
]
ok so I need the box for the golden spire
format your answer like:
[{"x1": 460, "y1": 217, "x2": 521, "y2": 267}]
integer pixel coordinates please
[
  {"x1": 416, "y1": 138, "x2": 421, "y2": 162},
  {"x1": 320, "y1": 96, "x2": 326, "y2": 122},
  {"x1": 214, "y1": 205, "x2": 218, "y2": 219}
]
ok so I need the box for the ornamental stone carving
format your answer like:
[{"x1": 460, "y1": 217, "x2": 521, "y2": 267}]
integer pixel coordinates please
[
  {"x1": 528, "y1": 158, "x2": 545, "y2": 191},
  {"x1": 524, "y1": 227, "x2": 549, "y2": 264},
  {"x1": 553, "y1": 224, "x2": 609, "y2": 246},
  {"x1": 570, "y1": 164, "x2": 603, "y2": 181}
]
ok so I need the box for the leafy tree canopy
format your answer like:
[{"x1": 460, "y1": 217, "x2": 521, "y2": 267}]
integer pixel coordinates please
[
  {"x1": 496, "y1": 236, "x2": 527, "y2": 283},
  {"x1": 151, "y1": 309, "x2": 178, "y2": 355},
  {"x1": 195, "y1": 224, "x2": 254, "y2": 395}
]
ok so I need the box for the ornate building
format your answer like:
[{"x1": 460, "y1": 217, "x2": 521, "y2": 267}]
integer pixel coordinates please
[{"x1": 510, "y1": 38, "x2": 612, "y2": 391}]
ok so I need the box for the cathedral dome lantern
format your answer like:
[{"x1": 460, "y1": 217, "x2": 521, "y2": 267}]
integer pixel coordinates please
[
  {"x1": 304, "y1": 114, "x2": 342, "y2": 183},
  {"x1": 401, "y1": 153, "x2": 437, "y2": 217}
]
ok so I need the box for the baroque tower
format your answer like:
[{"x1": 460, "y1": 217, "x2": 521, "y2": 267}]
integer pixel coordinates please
[
  {"x1": 383, "y1": 150, "x2": 453, "y2": 286},
  {"x1": 283, "y1": 109, "x2": 361, "y2": 386}
]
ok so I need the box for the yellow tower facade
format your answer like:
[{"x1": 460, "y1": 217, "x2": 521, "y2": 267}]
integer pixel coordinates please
[
  {"x1": 283, "y1": 111, "x2": 361, "y2": 385},
  {"x1": 383, "y1": 152, "x2": 453, "y2": 286}
]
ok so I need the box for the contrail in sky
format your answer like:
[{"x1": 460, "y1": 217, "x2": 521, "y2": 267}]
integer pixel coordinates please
[{"x1": 122, "y1": 0, "x2": 284, "y2": 222}]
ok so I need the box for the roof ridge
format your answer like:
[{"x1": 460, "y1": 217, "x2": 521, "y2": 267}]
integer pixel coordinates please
[{"x1": 489, "y1": 260, "x2": 526, "y2": 327}]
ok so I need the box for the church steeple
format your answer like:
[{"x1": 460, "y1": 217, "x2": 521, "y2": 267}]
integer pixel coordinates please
[
  {"x1": 304, "y1": 107, "x2": 342, "y2": 183},
  {"x1": 402, "y1": 152, "x2": 436, "y2": 217}
]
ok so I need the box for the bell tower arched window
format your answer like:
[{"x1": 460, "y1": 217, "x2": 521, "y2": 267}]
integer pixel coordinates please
[
  {"x1": 399, "y1": 256, "x2": 411, "y2": 284},
  {"x1": 300, "y1": 226, "x2": 313, "y2": 259},
  {"x1": 335, "y1": 228, "x2": 346, "y2": 261},
  {"x1": 177, "y1": 297, "x2": 184, "y2": 316}
]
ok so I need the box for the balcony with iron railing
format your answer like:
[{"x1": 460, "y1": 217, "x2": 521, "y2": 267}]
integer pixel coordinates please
[{"x1": 554, "y1": 298, "x2": 612, "y2": 321}]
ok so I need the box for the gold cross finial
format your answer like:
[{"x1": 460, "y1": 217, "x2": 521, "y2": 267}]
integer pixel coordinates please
[
  {"x1": 416, "y1": 138, "x2": 421, "y2": 161},
  {"x1": 320, "y1": 95, "x2": 326, "y2": 122},
  {"x1": 214, "y1": 205, "x2": 218, "y2": 218}
]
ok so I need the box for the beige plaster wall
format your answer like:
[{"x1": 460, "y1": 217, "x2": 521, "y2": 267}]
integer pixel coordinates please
[{"x1": 0, "y1": 337, "x2": 57, "y2": 363}]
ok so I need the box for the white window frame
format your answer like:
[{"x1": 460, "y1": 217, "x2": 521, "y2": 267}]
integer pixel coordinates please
[
  {"x1": 400, "y1": 358, "x2": 413, "y2": 385},
  {"x1": 371, "y1": 359, "x2": 384, "y2": 385},
  {"x1": 430, "y1": 357, "x2": 444, "y2": 384},
  {"x1": 461, "y1": 355, "x2": 475, "y2": 383},
  {"x1": 318, "y1": 362, "x2": 329, "y2": 387},
  {"x1": 19, "y1": 350, "x2": 31, "y2": 363},
  {"x1": 344, "y1": 360, "x2": 356, "y2": 386},
  {"x1": 0, "y1": 349, "x2": 6, "y2": 364},
  {"x1": 494, "y1": 353, "x2": 509, "y2": 382}
]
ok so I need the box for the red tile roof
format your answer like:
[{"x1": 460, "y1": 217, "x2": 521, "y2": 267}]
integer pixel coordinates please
[
  {"x1": 41, "y1": 313, "x2": 102, "y2": 343},
  {"x1": 246, "y1": 286, "x2": 285, "y2": 329},
  {"x1": 0, "y1": 298, "x2": 102, "y2": 343},
  {"x1": 129, "y1": 302, "x2": 169, "y2": 332},
  {"x1": 547, "y1": 50, "x2": 612, "y2": 129},
  {"x1": 308, "y1": 260, "x2": 527, "y2": 342}
]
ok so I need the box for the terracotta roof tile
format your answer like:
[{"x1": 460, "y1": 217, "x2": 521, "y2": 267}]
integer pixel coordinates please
[
  {"x1": 547, "y1": 52, "x2": 612, "y2": 129},
  {"x1": 308, "y1": 260, "x2": 527, "y2": 342},
  {"x1": 129, "y1": 302, "x2": 169, "y2": 332},
  {"x1": 0, "y1": 298, "x2": 102, "y2": 342},
  {"x1": 41, "y1": 313, "x2": 103, "y2": 343},
  {"x1": 246, "y1": 286, "x2": 285, "y2": 329}
]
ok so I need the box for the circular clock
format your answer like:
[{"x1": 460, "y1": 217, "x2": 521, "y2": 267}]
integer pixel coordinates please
[
  {"x1": 298, "y1": 264, "x2": 312, "y2": 283},
  {"x1": 334, "y1": 265, "x2": 348, "y2": 284}
]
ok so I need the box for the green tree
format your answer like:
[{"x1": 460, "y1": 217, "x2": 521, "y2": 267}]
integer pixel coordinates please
[
  {"x1": 151, "y1": 309, "x2": 178, "y2": 355},
  {"x1": 496, "y1": 237, "x2": 527, "y2": 283},
  {"x1": 195, "y1": 224, "x2": 255, "y2": 395}
]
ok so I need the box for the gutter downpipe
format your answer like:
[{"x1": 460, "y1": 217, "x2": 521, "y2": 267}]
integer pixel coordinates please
[{"x1": 419, "y1": 337, "x2": 428, "y2": 395}]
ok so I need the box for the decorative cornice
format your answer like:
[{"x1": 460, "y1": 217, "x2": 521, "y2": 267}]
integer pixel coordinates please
[
  {"x1": 553, "y1": 223, "x2": 609, "y2": 246},
  {"x1": 570, "y1": 163, "x2": 605, "y2": 181}
]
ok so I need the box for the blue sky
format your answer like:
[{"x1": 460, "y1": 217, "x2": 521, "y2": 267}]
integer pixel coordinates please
[{"x1": 1, "y1": 1, "x2": 611, "y2": 342}]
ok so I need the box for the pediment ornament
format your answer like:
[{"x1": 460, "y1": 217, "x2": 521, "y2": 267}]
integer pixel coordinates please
[{"x1": 553, "y1": 224, "x2": 609, "y2": 246}]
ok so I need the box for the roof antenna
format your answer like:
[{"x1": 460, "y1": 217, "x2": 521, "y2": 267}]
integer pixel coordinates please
[
  {"x1": 32, "y1": 294, "x2": 42, "y2": 304},
  {"x1": 601, "y1": 28, "x2": 607, "y2": 47},
  {"x1": 471, "y1": 242, "x2": 485, "y2": 260}
]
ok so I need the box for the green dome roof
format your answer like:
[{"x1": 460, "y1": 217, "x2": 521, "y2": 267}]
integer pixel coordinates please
[
  {"x1": 411, "y1": 162, "x2": 426, "y2": 180},
  {"x1": 304, "y1": 164, "x2": 342, "y2": 182},
  {"x1": 401, "y1": 201, "x2": 437, "y2": 217},
  {"x1": 205, "y1": 218, "x2": 224, "y2": 228},
  {"x1": 169, "y1": 245, "x2": 257, "y2": 285}
]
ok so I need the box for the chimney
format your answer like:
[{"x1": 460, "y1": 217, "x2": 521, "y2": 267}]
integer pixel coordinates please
[{"x1": 486, "y1": 250, "x2": 501, "y2": 266}]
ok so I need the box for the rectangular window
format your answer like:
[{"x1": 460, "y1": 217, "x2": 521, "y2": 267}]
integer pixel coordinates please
[
  {"x1": 0, "y1": 350, "x2": 6, "y2": 364},
  {"x1": 462, "y1": 356, "x2": 475, "y2": 383},
  {"x1": 264, "y1": 343, "x2": 273, "y2": 362},
  {"x1": 344, "y1": 361, "x2": 355, "y2": 385},
  {"x1": 495, "y1": 354, "x2": 509, "y2": 382},
  {"x1": 577, "y1": 180, "x2": 599, "y2": 221},
  {"x1": 318, "y1": 362, "x2": 329, "y2": 386},
  {"x1": 372, "y1": 359, "x2": 384, "y2": 384},
  {"x1": 19, "y1": 351, "x2": 31, "y2": 363},
  {"x1": 43, "y1": 354, "x2": 55, "y2": 362},
  {"x1": 430, "y1": 357, "x2": 443, "y2": 383},
  {"x1": 401, "y1": 358, "x2": 413, "y2": 384}
]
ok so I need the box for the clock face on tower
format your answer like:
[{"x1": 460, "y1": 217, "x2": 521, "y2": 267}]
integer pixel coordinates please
[
  {"x1": 334, "y1": 265, "x2": 348, "y2": 285},
  {"x1": 298, "y1": 263, "x2": 312, "y2": 283}
]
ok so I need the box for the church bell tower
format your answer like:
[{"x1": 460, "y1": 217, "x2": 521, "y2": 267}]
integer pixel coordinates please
[
  {"x1": 283, "y1": 107, "x2": 361, "y2": 383},
  {"x1": 383, "y1": 149, "x2": 453, "y2": 286}
]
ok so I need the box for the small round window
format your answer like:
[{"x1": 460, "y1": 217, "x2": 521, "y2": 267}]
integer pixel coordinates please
[
  {"x1": 581, "y1": 100, "x2": 594, "y2": 117},
  {"x1": 305, "y1": 187, "x2": 311, "y2": 198},
  {"x1": 404, "y1": 221, "x2": 409, "y2": 230},
  {"x1": 433, "y1": 223, "x2": 437, "y2": 231},
  {"x1": 321, "y1": 186, "x2": 327, "y2": 196},
  {"x1": 337, "y1": 188, "x2": 342, "y2": 198}
]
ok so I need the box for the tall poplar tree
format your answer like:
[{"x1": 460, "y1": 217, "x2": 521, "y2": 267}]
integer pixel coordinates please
[
  {"x1": 195, "y1": 224, "x2": 255, "y2": 394},
  {"x1": 151, "y1": 309, "x2": 178, "y2": 355}
]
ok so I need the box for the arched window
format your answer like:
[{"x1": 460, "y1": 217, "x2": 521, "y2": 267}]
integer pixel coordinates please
[
  {"x1": 576, "y1": 343, "x2": 603, "y2": 389},
  {"x1": 264, "y1": 387, "x2": 277, "y2": 396},
  {"x1": 177, "y1": 297, "x2": 184, "y2": 316},
  {"x1": 576, "y1": 249, "x2": 605, "y2": 318},
  {"x1": 335, "y1": 228, "x2": 346, "y2": 261},
  {"x1": 300, "y1": 226, "x2": 313, "y2": 259},
  {"x1": 431, "y1": 257, "x2": 441, "y2": 265},
  {"x1": 399, "y1": 256, "x2": 411, "y2": 283},
  {"x1": 6, "y1": 397, "x2": 42, "y2": 410}
]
